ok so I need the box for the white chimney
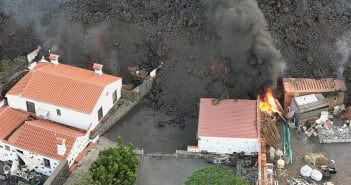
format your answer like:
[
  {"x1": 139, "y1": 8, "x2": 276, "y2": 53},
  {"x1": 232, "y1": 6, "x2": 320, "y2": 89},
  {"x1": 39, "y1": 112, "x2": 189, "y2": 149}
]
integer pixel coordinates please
[
  {"x1": 28, "y1": 62, "x2": 37, "y2": 70},
  {"x1": 56, "y1": 137, "x2": 66, "y2": 156},
  {"x1": 49, "y1": 54, "x2": 59, "y2": 65},
  {"x1": 39, "y1": 56, "x2": 49, "y2": 63},
  {"x1": 93, "y1": 63, "x2": 103, "y2": 75}
]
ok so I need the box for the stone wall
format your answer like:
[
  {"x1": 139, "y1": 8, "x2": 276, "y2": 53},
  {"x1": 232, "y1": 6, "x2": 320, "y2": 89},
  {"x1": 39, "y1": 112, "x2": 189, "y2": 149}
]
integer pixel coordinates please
[{"x1": 44, "y1": 160, "x2": 69, "y2": 185}]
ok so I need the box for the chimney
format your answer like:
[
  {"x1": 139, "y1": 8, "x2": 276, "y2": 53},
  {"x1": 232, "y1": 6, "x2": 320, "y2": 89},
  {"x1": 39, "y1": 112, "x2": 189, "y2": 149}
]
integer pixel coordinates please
[
  {"x1": 93, "y1": 63, "x2": 103, "y2": 75},
  {"x1": 39, "y1": 56, "x2": 49, "y2": 63},
  {"x1": 56, "y1": 137, "x2": 66, "y2": 156},
  {"x1": 49, "y1": 54, "x2": 59, "y2": 65}
]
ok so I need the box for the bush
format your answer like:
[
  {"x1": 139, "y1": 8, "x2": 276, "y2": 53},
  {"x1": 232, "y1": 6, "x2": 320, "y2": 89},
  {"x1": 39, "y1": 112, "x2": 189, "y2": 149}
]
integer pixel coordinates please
[
  {"x1": 185, "y1": 165, "x2": 249, "y2": 185},
  {"x1": 73, "y1": 137, "x2": 138, "y2": 185}
]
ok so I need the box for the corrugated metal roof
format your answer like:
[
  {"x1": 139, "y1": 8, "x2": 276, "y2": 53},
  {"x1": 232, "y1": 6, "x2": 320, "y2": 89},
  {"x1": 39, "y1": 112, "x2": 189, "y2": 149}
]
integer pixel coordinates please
[
  {"x1": 283, "y1": 78, "x2": 347, "y2": 93},
  {"x1": 198, "y1": 98, "x2": 258, "y2": 138}
]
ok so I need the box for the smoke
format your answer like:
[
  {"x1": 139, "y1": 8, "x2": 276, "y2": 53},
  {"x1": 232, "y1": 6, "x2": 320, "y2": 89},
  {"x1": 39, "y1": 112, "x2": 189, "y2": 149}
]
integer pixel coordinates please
[
  {"x1": 335, "y1": 32, "x2": 351, "y2": 79},
  {"x1": 203, "y1": 0, "x2": 285, "y2": 96},
  {"x1": 0, "y1": 0, "x2": 116, "y2": 70}
]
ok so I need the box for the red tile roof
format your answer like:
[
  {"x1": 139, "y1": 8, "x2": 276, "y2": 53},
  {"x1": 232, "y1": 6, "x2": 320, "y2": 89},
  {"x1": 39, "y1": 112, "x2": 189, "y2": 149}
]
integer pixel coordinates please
[
  {"x1": 8, "y1": 119, "x2": 85, "y2": 160},
  {"x1": 0, "y1": 106, "x2": 30, "y2": 140},
  {"x1": 7, "y1": 62, "x2": 121, "y2": 113},
  {"x1": 49, "y1": 54, "x2": 59, "y2": 60},
  {"x1": 198, "y1": 98, "x2": 258, "y2": 138},
  {"x1": 283, "y1": 78, "x2": 346, "y2": 93}
]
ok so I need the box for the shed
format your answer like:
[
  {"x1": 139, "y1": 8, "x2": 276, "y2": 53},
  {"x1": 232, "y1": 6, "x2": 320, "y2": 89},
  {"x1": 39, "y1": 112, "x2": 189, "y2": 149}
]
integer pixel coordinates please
[
  {"x1": 290, "y1": 93, "x2": 328, "y2": 123},
  {"x1": 283, "y1": 78, "x2": 346, "y2": 111},
  {"x1": 196, "y1": 98, "x2": 259, "y2": 154}
]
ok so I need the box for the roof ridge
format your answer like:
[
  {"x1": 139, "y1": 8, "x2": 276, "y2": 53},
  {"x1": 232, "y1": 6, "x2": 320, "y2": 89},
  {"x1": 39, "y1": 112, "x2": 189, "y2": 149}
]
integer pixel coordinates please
[
  {"x1": 26, "y1": 120, "x2": 82, "y2": 138},
  {"x1": 35, "y1": 69, "x2": 106, "y2": 87}
]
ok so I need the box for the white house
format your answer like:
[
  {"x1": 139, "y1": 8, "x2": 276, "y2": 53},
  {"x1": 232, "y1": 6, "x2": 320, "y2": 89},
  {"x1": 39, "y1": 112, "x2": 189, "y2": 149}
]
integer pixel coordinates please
[
  {"x1": 195, "y1": 98, "x2": 260, "y2": 154},
  {"x1": 0, "y1": 106, "x2": 88, "y2": 176},
  {"x1": 6, "y1": 55, "x2": 122, "y2": 131}
]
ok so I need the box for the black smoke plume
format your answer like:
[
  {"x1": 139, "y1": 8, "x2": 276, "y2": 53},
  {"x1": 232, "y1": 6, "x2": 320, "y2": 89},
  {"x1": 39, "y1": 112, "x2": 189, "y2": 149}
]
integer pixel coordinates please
[
  {"x1": 0, "y1": 0, "x2": 116, "y2": 72},
  {"x1": 203, "y1": 0, "x2": 285, "y2": 96}
]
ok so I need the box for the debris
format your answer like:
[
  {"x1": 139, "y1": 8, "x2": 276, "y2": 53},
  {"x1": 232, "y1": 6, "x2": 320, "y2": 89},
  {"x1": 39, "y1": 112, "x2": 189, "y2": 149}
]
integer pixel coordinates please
[
  {"x1": 303, "y1": 153, "x2": 328, "y2": 167},
  {"x1": 333, "y1": 104, "x2": 345, "y2": 116},
  {"x1": 310, "y1": 169, "x2": 323, "y2": 181},
  {"x1": 287, "y1": 177, "x2": 315, "y2": 185},
  {"x1": 261, "y1": 113, "x2": 281, "y2": 148},
  {"x1": 300, "y1": 165, "x2": 312, "y2": 177},
  {"x1": 277, "y1": 158, "x2": 285, "y2": 169}
]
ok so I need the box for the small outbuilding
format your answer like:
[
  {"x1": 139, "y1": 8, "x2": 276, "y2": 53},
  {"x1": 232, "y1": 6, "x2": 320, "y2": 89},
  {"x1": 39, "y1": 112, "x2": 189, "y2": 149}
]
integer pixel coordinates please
[
  {"x1": 290, "y1": 93, "x2": 328, "y2": 123},
  {"x1": 196, "y1": 98, "x2": 259, "y2": 154},
  {"x1": 283, "y1": 78, "x2": 346, "y2": 111}
]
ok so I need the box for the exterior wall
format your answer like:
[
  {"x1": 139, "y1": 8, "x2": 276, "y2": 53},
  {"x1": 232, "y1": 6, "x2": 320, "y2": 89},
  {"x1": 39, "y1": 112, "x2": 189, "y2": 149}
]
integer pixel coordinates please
[
  {"x1": 90, "y1": 79, "x2": 122, "y2": 130},
  {"x1": 284, "y1": 91, "x2": 346, "y2": 111},
  {"x1": 6, "y1": 95, "x2": 92, "y2": 130},
  {"x1": 324, "y1": 92, "x2": 345, "y2": 110},
  {"x1": 0, "y1": 141, "x2": 60, "y2": 176},
  {"x1": 66, "y1": 135, "x2": 90, "y2": 166},
  {"x1": 43, "y1": 160, "x2": 69, "y2": 185},
  {"x1": 6, "y1": 79, "x2": 122, "y2": 131},
  {"x1": 198, "y1": 136, "x2": 259, "y2": 154}
]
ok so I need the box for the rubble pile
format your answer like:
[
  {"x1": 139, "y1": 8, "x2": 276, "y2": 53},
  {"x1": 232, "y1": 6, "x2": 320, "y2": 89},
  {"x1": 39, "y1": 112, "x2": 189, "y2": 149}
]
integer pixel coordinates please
[
  {"x1": 287, "y1": 177, "x2": 316, "y2": 185},
  {"x1": 318, "y1": 126, "x2": 351, "y2": 143}
]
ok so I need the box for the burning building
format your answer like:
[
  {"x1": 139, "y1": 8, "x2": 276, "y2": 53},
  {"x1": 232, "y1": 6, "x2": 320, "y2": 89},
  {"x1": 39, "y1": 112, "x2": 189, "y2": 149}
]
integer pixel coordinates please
[
  {"x1": 283, "y1": 78, "x2": 347, "y2": 111},
  {"x1": 189, "y1": 89, "x2": 284, "y2": 185}
]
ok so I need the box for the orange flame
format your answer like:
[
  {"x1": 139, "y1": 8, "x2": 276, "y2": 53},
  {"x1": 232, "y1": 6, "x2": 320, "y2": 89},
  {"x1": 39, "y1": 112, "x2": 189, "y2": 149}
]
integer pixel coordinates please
[{"x1": 259, "y1": 88, "x2": 278, "y2": 113}]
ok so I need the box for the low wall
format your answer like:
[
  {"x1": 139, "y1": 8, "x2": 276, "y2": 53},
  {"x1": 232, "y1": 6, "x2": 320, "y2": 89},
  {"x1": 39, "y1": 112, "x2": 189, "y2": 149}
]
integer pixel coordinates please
[
  {"x1": 44, "y1": 160, "x2": 69, "y2": 185},
  {"x1": 90, "y1": 77, "x2": 155, "y2": 138}
]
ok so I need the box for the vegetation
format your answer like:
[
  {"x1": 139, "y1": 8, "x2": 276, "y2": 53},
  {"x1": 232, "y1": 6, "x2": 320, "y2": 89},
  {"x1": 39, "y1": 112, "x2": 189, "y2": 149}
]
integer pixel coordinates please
[
  {"x1": 0, "y1": 56, "x2": 26, "y2": 75},
  {"x1": 0, "y1": 59, "x2": 11, "y2": 74},
  {"x1": 73, "y1": 137, "x2": 138, "y2": 185},
  {"x1": 185, "y1": 165, "x2": 249, "y2": 185}
]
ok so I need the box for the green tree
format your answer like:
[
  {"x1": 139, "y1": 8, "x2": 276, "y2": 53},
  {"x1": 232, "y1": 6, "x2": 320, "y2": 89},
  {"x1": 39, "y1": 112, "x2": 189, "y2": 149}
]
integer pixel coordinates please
[
  {"x1": 74, "y1": 137, "x2": 138, "y2": 185},
  {"x1": 185, "y1": 165, "x2": 249, "y2": 185},
  {"x1": 89, "y1": 137, "x2": 138, "y2": 185}
]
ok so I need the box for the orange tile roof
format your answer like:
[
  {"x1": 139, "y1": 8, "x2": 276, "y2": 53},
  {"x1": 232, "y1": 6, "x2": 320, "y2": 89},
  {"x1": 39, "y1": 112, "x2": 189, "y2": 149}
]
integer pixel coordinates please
[
  {"x1": 7, "y1": 62, "x2": 121, "y2": 113},
  {"x1": 49, "y1": 54, "x2": 59, "y2": 60},
  {"x1": 283, "y1": 78, "x2": 346, "y2": 93},
  {"x1": 7, "y1": 119, "x2": 85, "y2": 160},
  {"x1": 0, "y1": 106, "x2": 30, "y2": 140},
  {"x1": 198, "y1": 98, "x2": 258, "y2": 138}
]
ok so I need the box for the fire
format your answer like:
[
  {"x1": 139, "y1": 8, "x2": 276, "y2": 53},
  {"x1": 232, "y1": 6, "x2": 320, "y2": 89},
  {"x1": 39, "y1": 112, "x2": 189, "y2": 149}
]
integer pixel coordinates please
[{"x1": 259, "y1": 88, "x2": 278, "y2": 113}]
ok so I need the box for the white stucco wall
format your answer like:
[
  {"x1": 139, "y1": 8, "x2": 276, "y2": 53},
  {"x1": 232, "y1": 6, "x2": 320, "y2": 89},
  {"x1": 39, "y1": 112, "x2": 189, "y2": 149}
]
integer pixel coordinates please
[
  {"x1": 66, "y1": 135, "x2": 90, "y2": 166},
  {"x1": 90, "y1": 79, "x2": 122, "y2": 130},
  {"x1": 6, "y1": 95, "x2": 92, "y2": 130},
  {"x1": 6, "y1": 78, "x2": 122, "y2": 131},
  {"x1": 198, "y1": 136, "x2": 259, "y2": 154},
  {"x1": 0, "y1": 141, "x2": 60, "y2": 176}
]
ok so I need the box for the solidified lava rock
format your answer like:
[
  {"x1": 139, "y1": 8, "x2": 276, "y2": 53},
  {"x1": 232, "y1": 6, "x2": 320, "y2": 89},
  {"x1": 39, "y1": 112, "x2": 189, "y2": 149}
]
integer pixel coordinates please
[{"x1": 0, "y1": 0, "x2": 350, "y2": 115}]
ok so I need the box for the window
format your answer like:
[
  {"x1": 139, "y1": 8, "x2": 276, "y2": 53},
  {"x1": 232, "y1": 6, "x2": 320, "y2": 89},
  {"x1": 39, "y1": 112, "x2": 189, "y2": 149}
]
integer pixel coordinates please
[
  {"x1": 5, "y1": 145, "x2": 10, "y2": 151},
  {"x1": 56, "y1": 109, "x2": 61, "y2": 116},
  {"x1": 26, "y1": 101, "x2": 36, "y2": 113},
  {"x1": 44, "y1": 158, "x2": 51, "y2": 168},
  {"x1": 112, "y1": 90, "x2": 117, "y2": 103},
  {"x1": 98, "y1": 107, "x2": 103, "y2": 121}
]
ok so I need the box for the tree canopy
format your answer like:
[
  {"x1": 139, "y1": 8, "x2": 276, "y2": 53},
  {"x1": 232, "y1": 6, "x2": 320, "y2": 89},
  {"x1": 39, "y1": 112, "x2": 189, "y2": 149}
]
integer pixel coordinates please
[
  {"x1": 73, "y1": 137, "x2": 138, "y2": 185},
  {"x1": 185, "y1": 165, "x2": 249, "y2": 185}
]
